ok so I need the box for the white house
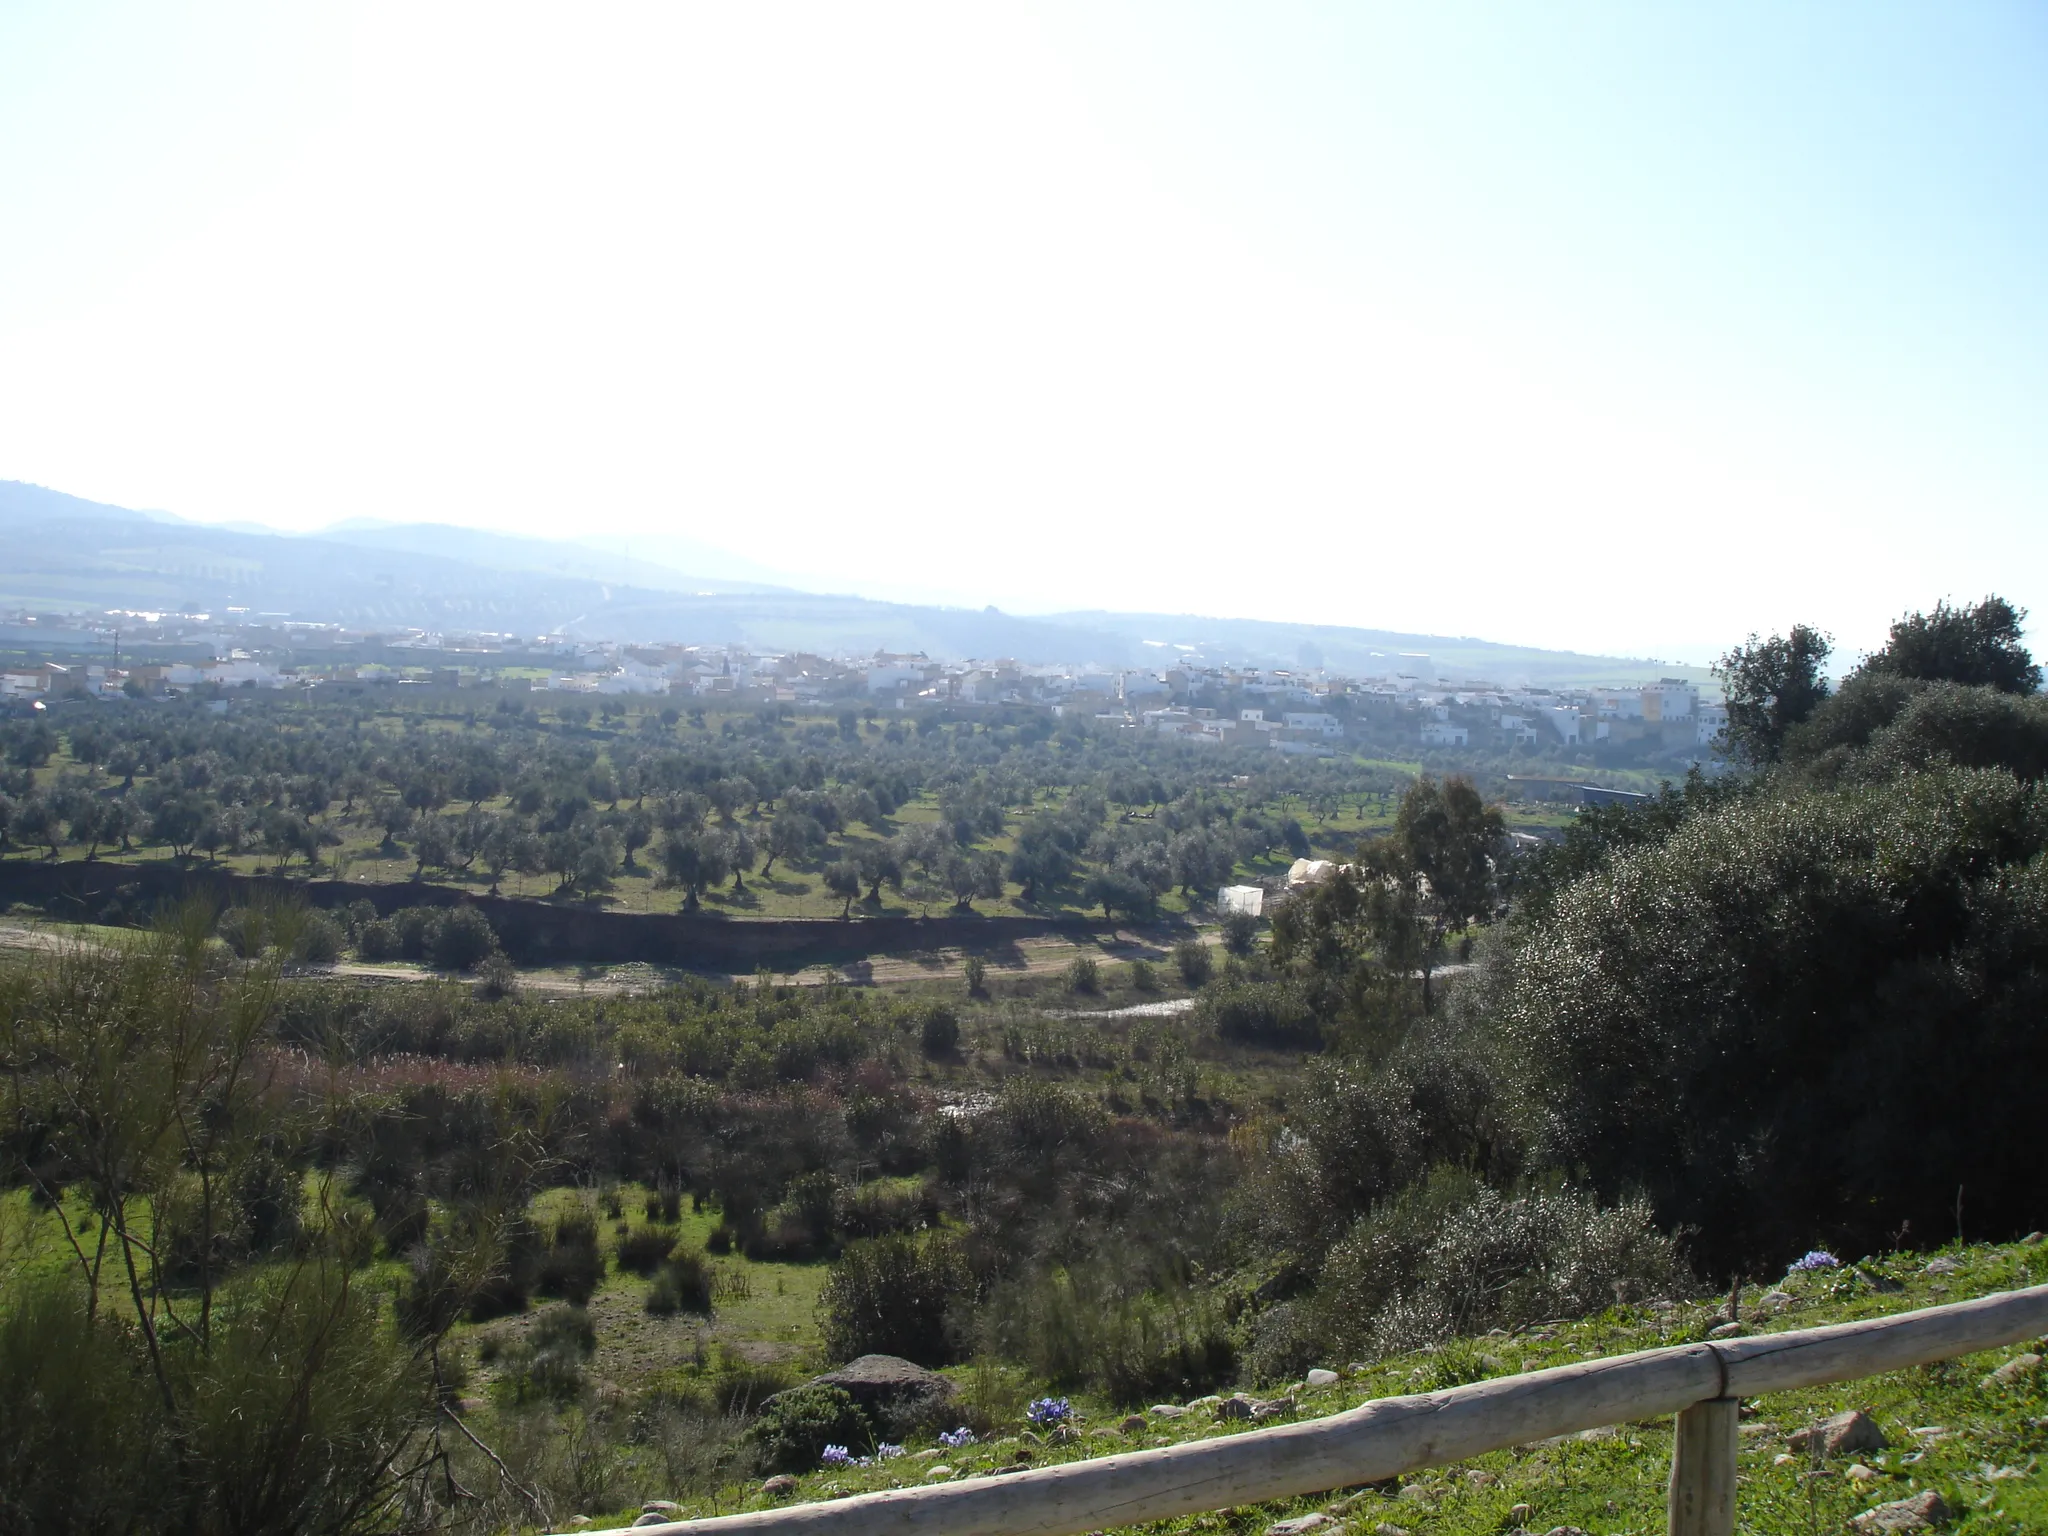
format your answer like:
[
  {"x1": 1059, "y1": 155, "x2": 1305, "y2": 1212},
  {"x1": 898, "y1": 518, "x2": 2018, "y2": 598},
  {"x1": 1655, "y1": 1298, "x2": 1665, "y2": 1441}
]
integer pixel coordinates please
[
  {"x1": 1281, "y1": 712, "x2": 1343, "y2": 737},
  {"x1": 1421, "y1": 722, "x2": 1470, "y2": 747}
]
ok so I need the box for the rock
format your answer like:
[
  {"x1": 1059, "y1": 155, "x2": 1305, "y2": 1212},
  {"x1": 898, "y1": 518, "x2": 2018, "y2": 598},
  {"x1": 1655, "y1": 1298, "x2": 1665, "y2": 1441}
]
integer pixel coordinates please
[
  {"x1": 1478, "y1": 1355, "x2": 1509, "y2": 1373},
  {"x1": 1251, "y1": 1397, "x2": 1297, "y2": 1421},
  {"x1": 806, "y1": 1355, "x2": 958, "y2": 1439},
  {"x1": 1845, "y1": 1463, "x2": 1879, "y2": 1482},
  {"x1": 1262, "y1": 1515, "x2": 1333, "y2": 1536},
  {"x1": 642, "y1": 1504, "x2": 681, "y2": 1516},
  {"x1": 1150, "y1": 1403, "x2": 1190, "y2": 1419},
  {"x1": 1464, "y1": 1470, "x2": 1499, "y2": 1488},
  {"x1": 1395, "y1": 1485, "x2": 1436, "y2": 1505},
  {"x1": 1508, "y1": 1504, "x2": 1533, "y2": 1524},
  {"x1": 912, "y1": 1448, "x2": 944, "y2": 1459},
  {"x1": 925, "y1": 1465, "x2": 954, "y2": 1481},
  {"x1": 1371, "y1": 1526, "x2": 1410, "y2": 1536},
  {"x1": 1850, "y1": 1490, "x2": 1950, "y2": 1531},
  {"x1": 1215, "y1": 1395, "x2": 1256, "y2": 1421},
  {"x1": 1121, "y1": 1415, "x2": 1148, "y2": 1435},
  {"x1": 1855, "y1": 1267, "x2": 1905, "y2": 1294},
  {"x1": 1980, "y1": 1352, "x2": 2041, "y2": 1388},
  {"x1": 1923, "y1": 1256, "x2": 1959, "y2": 1276},
  {"x1": 1773, "y1": 1453, "x2": 1796, "y2": 1465},
  {"x1": 760, "y1": 1476, "x2": 798, "y2": 1498},
  {"x1": 1046, "y1": 1423, "x2": 1079, "y2": 1445},
  {"x1": 1708, "y1": 1321, "x2": 1749, "y2": 1338},
  {"x1": 2021, "y1": 1231, "x2": 2044, "y2": 1245},
  {"x1": 1306, "y1": 1368, "x2": 1340, "y2": 1388},
  {"x1": 566, "y1": 1521, "x2": 594, "y2": 1531},
  {"x1": 1187, "y1": 1395, "x2": 1224, "y2": 1409},
  {"x1": 1788, "y1": 1410, "x2": 1888, "y2": 1457},
  {"x1": 1090, "y1": 1427, "x2": 1121, "y2": 1441},
  {"x1": 1762, "y1": 1290, "x2": 1795, "y2": 1307}
]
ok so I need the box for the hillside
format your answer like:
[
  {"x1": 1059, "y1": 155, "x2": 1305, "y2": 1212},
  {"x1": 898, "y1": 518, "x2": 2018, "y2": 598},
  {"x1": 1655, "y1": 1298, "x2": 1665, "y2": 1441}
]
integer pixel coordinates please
[{"x1": 0, "y1": 480, "x2": 1705, "y2": 683}]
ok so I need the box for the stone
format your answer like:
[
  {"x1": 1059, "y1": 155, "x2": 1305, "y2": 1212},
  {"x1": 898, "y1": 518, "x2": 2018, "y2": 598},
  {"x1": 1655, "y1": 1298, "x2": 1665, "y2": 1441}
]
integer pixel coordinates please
[
  {"x1": 1187, "y1": 1394, "x2": 1224, "y2": 1409},
  {"x1": 1371, "y1": 1526, "x2": 1410, "y2": 1536},
  {"x1": 1850, "y1": 1491, "x2": 1950, "y2": 1532},
  {"x1": 1305, "y1": 1368, "x2": 1340, "y2": 1388},
  {"x1": 642, "y1": 1503, "x2": 681, "y2": 1516},
  {"x1": 925, "y1": 1465, "x2": 954, "y2": 1481},
  {"x1": 1262, "y1": 1515, "x2": 1333, "y2": 1536},
  {"x1": 2021, "y1": 1231, "x2": 2044, "y2": 1245},
  {"x1": 1922, "y1": 1256, "x2": 1959, "y2": 1276},
  {"x1": 1773, "y1": 1453, "x2": 1797, "y2": 1466},
  {"x1": 1708, "y1": 1321, "x2": 1749, "y2": 1338},
  {"x1": 760, "y1": 1476, "x2": 797, "y2": 1498},
  {"x1": 1251, "y1": 1397, "x2": 1297, "y2": 1421},
  {"x1": 1508, "y1": 1504, "x2": 1534, "y2": 1524},
  {"x1": 1845, "y1": 1463, "x2": 1879, "y2": 1482},
  {"x1": 1980, "y1": 1352, "x2": 2041, "y2": 1388},
  {"x1": 1464, "y1": 1470, "x2": 1499, "y2": 1488},
  {"x1": 1788, "y1": 1409, "x2": 1887, "y2": 1457},
  {"x1": 912, "y1": 1448, "x2": 943, "y2": 1459},
  {"x1": 803, "y1": 1355, "x2": 957, "y2": 1439},
  {"x1": 1215, "y1": 1395, "x2": 1256, "y2": 1421},
  {"x1": 1121, "y1": 1415, "x2": 1148, "y2": 1435},
  {"x1": 1150, "y1": 1403, "x2": 1190, "y2": 1419},
  {"x1": 1395, "y1": 1485, "x2": 1437, "y2": 1505}
]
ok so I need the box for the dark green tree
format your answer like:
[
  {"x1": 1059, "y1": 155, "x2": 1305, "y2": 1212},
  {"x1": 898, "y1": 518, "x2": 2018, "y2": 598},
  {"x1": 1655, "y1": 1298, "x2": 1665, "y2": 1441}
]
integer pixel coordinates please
[
  {"x1": 1715, "y1": 625, "x2": 1833, "y2": 765},
  {"x1": 1861, "y1": 596, "x2": 2039, "y2": 694}
]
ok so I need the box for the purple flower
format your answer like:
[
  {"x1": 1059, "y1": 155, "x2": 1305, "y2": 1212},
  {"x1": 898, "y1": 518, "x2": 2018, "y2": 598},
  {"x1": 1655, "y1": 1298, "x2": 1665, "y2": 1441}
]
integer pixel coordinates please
[
  {"x1": 939, "y1": 1427, "x2": 976, "y2": 1448},
  {"x1": 1026, "y1": 1397, "x2": 1072, "y2": 1427},
  {"x1": 876, "y1": 1444, "x2": 905, "y2": 1460},
  {"x1": 1788, "y1": 1249, "x2": 1841, "y2": 1273},
  {"x1": 820, "y1": 1444, "x2": 851, "y2": 1466}
]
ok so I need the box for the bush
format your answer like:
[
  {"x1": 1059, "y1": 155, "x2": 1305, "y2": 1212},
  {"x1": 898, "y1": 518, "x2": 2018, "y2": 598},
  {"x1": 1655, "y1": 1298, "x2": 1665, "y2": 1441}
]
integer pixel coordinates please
[
  {"x1": 1277, "y1": 1169, "x2": 1690, "y2": 1368},
  {"x1": 430, "y1": 905, "x2": 499, "y2": 972},
  {"x1": 494, "y1": 1304, "x2": 596, "y2": 1404},
  {"x1": 1220, "y1": 909, "x2": 1260, "y2": 955},
  {"x1": 645, "y1": 1250, "x2": 715, "y2": 1316},
  {"x1": 962, "y1": 954, "x2": 988, "y2": 996},
  {"x1": 616, "y1": 1224, "x2": 680, "y2": 1276},
  {"x1": 1172, "y1": 938, "x2": 1214, "y2": 987},
  {"x1": 749, "y1": 1384, "x2": 872, "y2": 1474},
  {"x1": 919, "y1": 1002, "x2": 961, "y2": 1057},
  {"x1": 1064, "y1": 955, "x2": 1100, "y2": 994},
  {"x1": 293, "y1": 910, "x2": 345, "y2": 964},
  {"x1": 1128, "y1": 958, "x2": 1158, "y2": 992},
  {"x1": 1196, "y1": 977, "x2": 1321, "y2": 1049},
  {"x1": 819, "y1": 1232, "x2": 968, "y2": 1366},
  {"x1": 534, "y1": 1212, "x2": 603, "y2": 1304},
  {"x1": 356, "y1": 917, "x2": 401, "y2": 960}
]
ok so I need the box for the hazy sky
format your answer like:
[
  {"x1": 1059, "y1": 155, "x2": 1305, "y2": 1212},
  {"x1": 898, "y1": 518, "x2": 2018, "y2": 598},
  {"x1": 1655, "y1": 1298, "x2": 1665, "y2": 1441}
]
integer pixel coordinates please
[{"x1": 3, "y1": 3, "x2": 2044, "y2": 663}]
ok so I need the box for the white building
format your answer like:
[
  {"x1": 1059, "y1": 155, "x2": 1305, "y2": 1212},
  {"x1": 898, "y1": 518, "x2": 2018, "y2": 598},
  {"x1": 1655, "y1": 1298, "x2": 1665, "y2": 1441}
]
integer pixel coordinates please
[
  {"x1": 1421, "y1": 722, "x2": 1470, "y2": 747},
  {"x1": 1281, "y1": 711, "x2": 1343, "y2": 737},
  {"x1": 1217, "y1": 885, "x2": 1264, "y2": 917}
]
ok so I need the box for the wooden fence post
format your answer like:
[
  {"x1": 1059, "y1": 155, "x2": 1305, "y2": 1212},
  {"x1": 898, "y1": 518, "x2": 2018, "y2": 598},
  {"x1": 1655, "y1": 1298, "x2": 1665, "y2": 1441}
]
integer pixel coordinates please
[{"x1": 1666, "y1": 1397, "x2": 1738, "y2": 1536}]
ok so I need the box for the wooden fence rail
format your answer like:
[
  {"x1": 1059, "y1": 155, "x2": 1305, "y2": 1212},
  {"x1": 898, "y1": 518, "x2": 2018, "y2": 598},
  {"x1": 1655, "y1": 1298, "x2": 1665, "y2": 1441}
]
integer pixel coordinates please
[{"x1": 599, "y1": 1282, "x2": 2048, "y2": 1536}]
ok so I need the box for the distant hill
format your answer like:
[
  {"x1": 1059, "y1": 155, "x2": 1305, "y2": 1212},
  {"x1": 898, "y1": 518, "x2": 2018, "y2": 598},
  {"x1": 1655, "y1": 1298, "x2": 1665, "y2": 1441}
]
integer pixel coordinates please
[{"x1": 0, "y1": 480, "x2": 1706, "y2": 684}]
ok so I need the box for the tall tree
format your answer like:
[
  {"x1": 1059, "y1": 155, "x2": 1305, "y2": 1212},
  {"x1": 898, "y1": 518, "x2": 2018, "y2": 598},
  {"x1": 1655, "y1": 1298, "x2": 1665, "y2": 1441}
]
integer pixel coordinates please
[
  {"x1": 1716, "y1": 624, "x2": 1833, "y2": 765},
  {"x1": 1861, "y1": 596, "x2": 2039, "y2": 694}
]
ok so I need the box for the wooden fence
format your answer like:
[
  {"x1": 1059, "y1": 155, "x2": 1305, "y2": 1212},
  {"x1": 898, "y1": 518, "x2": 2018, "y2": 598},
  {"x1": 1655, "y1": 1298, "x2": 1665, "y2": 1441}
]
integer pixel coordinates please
[{"x1": 598, "y1": 1282, "x2": 2048, "y2": 1536}]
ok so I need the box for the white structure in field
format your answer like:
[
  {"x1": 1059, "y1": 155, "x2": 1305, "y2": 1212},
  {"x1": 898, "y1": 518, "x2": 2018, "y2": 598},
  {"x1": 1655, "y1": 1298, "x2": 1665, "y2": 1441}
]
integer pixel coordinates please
[
  {"x1": 1217, "y1": 885, "x2": 1264, "y2": 917},
  {"x1": 1286, "y1": 858, "x2": 1338, "y2": 887}
]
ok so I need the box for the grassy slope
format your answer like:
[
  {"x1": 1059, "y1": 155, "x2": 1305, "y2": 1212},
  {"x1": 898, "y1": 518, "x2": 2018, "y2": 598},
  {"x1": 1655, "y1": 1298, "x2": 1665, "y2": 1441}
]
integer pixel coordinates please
[{"x1": 594, "y1": 1240, "x2": 2048, "y2": 1536}]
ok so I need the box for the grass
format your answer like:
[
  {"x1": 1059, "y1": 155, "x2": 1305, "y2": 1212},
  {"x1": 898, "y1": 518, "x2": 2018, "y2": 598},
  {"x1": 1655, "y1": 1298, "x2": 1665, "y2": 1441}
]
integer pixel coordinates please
[{"x1": 576, "y1": 1238, "x2": 2048, "y2": 1534}]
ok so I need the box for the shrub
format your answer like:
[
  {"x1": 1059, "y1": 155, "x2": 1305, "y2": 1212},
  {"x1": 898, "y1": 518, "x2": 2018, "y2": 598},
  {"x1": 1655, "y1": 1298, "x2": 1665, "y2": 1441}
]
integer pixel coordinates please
[
  {"x1": 495, "y1": 1304, "x2": 596, "y2": 1403},
  {"x1": 430, "y1": 905, "x2": 499, "y2": 971},
  {"x1": 750, "y1": 1384, "x2": 872, "y2": 1474},
  {"x1": 534, "y1": 1211, "x2": 603, "y2": 1304},
  {"x1": 962, "y1": 954, "x2": 988, "y2": 996},
  {"x1": 356, "y1": 917, "x2": 401, "y2": 960},
  {"x1": 294, "y1": 911, "x2": 345, "y2": 964},
  {"x1": 819, "y1": 1232, "x2": 968, "y2": 1365},
  {"x1": 645, "y1": 1250, "x2": 716, "y2": 1316},
  {"x1": 1196, "y1": 977, "x2": 1321, "y2": 1049},
  {"x1": 1220, "y1": 909, "x2": 1260, "y2": 955},
  {"x1": 989, "y1": 1264, "x2": 1236, "y2": 1406},
  {"x1": 1172, "y1": 938, "x2": 1214, "y2": 987},
  {"x1": 1064, "y1": 955, "x2": 1100, "y2": 994},
  {"x1": 1128, "y1": 959, "x2": 1158, "y2": 992},
  {"x1": 616, "y1": 1224, "x2": 680, "y2": 1276},
  {"x1": 919, "y1": 1002, "x2": 961, "y2": 1057}
]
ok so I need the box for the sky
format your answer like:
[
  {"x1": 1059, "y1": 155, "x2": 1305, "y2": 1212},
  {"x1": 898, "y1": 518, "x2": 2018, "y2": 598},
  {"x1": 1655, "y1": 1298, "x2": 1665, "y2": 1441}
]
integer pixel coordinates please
[{"x1": 2, "y1": 3, "x2": 2044, "y2": 665}]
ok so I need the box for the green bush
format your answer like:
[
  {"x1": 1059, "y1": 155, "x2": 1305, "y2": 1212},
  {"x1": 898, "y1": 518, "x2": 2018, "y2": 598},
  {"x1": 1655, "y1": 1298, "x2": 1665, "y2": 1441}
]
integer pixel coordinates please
[
  {"x1": 962, "y1": 954, "x2": 988, "y2": 996},
  {"x1": 494, "y1": 1304, "x2": 596, "y2": 1404},
  {"x1": 1172, "y1": 938, "x2": 1214, "y2": 987},
  {"x1": 749, "y1": 1384, "x2": 872, "y2": 1474},
  {"x1": 1064, "y1": 954, "x2": 1100, "y2": 994},
  {"x1": 919, "y1": 1001, "x2": 961, "y2": 1056},
  {"x1": 987, "y1": 1263, "x2": 1236, "y2": 1406},
  {"x1": 645, "y1": 1250, "x2": 716, "y2": 1316},
  {"x1": 616, "y1": 1224, "x2": 680, "y2": 1276},
  {"x1": 430, "y1": 905, "x2": 499, "y2": 971},
  {"x1": 1196, "y1": 977, "x2": 1321, "y2": 1049},
  {"x1": 1128, "y1": 958, "x2": 1158, "y2": 992},
  {"x1": 819, "y1": 1232, "x2": 968, "y2": 1365},
  {"x1": 1220, "y1": 909, "x2": 1260, "y2": 955}
]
